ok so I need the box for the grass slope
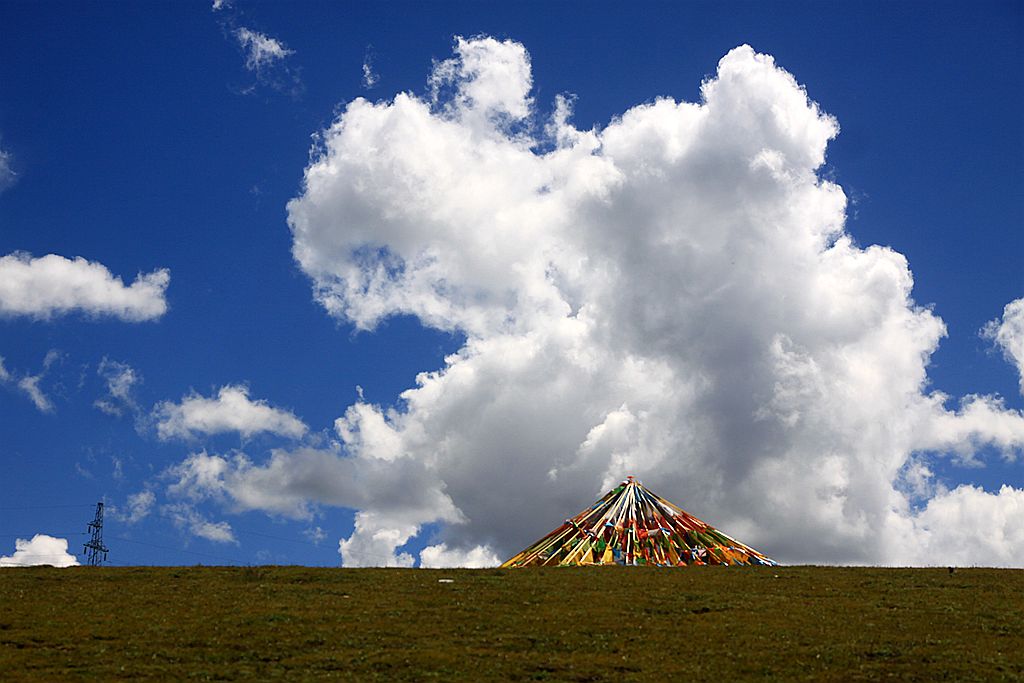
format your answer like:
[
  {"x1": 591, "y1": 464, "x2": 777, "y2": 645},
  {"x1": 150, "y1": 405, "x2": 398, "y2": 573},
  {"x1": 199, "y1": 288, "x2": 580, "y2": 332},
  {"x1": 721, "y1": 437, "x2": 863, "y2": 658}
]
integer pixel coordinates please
[{"x1": 1, "y1": 566, "x2": 1022, "y2": 681}]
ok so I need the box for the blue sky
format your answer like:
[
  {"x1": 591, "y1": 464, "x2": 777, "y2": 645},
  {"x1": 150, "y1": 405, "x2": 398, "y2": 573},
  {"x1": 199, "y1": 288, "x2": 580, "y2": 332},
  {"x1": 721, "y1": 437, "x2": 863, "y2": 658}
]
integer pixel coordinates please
[{"x1": 0, "y1": 1, "x2": 1021, "y2": 567}]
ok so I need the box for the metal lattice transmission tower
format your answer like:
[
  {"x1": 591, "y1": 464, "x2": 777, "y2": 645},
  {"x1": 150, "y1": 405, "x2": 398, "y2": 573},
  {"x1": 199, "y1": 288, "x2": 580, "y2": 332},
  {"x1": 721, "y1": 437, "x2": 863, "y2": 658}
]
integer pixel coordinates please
[{"x1": 83, "y1": 502, "x2": 109, "y2": 567}]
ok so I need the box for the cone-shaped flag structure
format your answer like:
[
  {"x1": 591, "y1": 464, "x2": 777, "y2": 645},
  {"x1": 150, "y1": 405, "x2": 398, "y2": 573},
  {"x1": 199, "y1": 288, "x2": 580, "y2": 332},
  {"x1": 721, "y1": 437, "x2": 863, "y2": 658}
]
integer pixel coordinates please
[{"x1": 502, "y1": 477, "x2": 777, "y2": 567}]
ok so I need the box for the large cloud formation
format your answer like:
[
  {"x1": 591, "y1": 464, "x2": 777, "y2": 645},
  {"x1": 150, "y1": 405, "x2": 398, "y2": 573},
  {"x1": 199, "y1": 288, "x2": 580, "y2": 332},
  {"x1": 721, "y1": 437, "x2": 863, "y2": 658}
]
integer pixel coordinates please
[{"x1": 193, "y1": 39, "x2": 1024, "y2": 567}]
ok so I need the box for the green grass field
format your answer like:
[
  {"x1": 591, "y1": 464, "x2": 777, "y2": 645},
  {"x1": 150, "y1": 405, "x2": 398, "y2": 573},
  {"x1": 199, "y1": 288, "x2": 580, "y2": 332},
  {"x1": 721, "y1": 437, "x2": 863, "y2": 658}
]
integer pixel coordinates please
[{"x1": 1, "y1": 566, "x2": 1021, "y2": 681}]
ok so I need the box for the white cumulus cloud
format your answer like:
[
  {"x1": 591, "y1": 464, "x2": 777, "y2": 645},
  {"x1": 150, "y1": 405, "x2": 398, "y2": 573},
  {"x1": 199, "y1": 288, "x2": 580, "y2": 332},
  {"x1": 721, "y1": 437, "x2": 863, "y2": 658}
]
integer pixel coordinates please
[
  {"x1": 0, "y1": 252, "x2": 169, "y2": 321},
  {"x1": 420, "y1": 543, "x2": 501, "y2": 568},
  {"x1": 160, "y1": 446, "x2": 462, "y2": 565},
  {"x1": 164, "y1": 447, "x2": 459, "y2": 518},
  {"x1": 890, "y1": 485, "x2": 1024, "y2": 567},
  {"x1": 984, "y1": 297, "x2": 1024, "y2": 395},
  {"x1": 0, "y1": 534, "x2": 79, "y2": 567},
  {"x1": 339, "y1": 512, "x2": 417, "y2": 567},
  {"x1": 207, "y1": 37, "x2": 1024, "y2": 567},
  {"x1": 154, "y1": 385, "x2": 308, "y2": 441}
]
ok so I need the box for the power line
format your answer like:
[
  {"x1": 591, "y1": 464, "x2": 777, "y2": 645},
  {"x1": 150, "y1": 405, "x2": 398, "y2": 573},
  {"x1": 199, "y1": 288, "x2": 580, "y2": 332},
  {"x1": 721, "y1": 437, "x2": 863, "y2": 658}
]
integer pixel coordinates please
[
  {"x1": 0, "y1": 532, "x2": 87, "y2": 538},
  {"x1": 229, "y1": 527, "x2": 412, "y2": 563},
  {"x1": 0, "y1": 504, "x2": 97, "y2": 511},
  {"x1": 109, "y1": 536, "x2": 245, "y2": 565},
  {"x1": 110, "y1": 532, "x2": 403, "y2": 565},
  {"x1": 0, "y1": 502, "x2": 406, "y2": 566},
  {"x1": 231, "y1": 527, "x2": 325, "y2": 546},
  {"x1": 104, "y1": 559, "x2": 137, "y2": 567}
]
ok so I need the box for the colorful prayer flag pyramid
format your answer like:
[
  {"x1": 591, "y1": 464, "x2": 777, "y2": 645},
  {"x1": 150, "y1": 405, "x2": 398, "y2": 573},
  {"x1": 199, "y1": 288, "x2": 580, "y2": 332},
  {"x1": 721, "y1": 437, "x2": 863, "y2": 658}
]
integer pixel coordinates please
[{"x1": 501, "y1": 476, "x2": 777, "y2": 567}]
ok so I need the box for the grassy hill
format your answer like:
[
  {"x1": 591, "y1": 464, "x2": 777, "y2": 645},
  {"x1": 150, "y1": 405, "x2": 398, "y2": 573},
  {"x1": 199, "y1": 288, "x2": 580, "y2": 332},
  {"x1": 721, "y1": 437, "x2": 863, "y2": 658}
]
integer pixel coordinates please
[{"x1": 1, "y1": 566, "x2": 1022, "y2": 680}]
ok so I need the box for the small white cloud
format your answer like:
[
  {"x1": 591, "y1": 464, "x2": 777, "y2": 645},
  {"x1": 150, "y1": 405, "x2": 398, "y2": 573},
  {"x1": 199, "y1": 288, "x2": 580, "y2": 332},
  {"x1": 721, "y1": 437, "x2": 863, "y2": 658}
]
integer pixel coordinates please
[
  {"x1": 0, "y1": 145, "x2": 16, "y2": 192},
  {"x1": 983, "y1": 297, "x2": 1024, "y2": 395},
  {"x1": 94, "y1": 358, "x2": 141, "y2": 416},
  {"x1": 163, "y1": 503, "x2": 237, "y2": 544},
  {"x1": 153, "y1": 385, "x2": 308, "y2": 441},
  {"x1": 235, "y1": 27, "x2": 293, "y2": 72},
  {"x1": 116, "y1": 490, "x2": 155, "y2": 524},
  {"x1": 0, "y1": 534, "x2": 79, "y2": 567},
  {"x1": 193, "y1": 519, "x2": 236, "y2": 544},
  {"x1": 304, "y1": 526, "x2": 326, "y2": 544},
  {"x1": 2, "y1": 350, "x2": 59, "y2": 413},
  {"x1": 18, "y1": 374, "x2": 53, "y2": 412},
  {"x1": 211, "y1": 0, "x2": 231, "y2": 10},
  {"x1": 0, "y1": 252, "x2": 169, "y2": 321},
  {"x1": 93, "y1": 400, "x2": 118, "y2": 416},
  {"x1": 419, "y1": 543, "x2": 500, "y2": 568},
  {"x1": 362, "y1": 48, "x2": 378, "y2": 89}
]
